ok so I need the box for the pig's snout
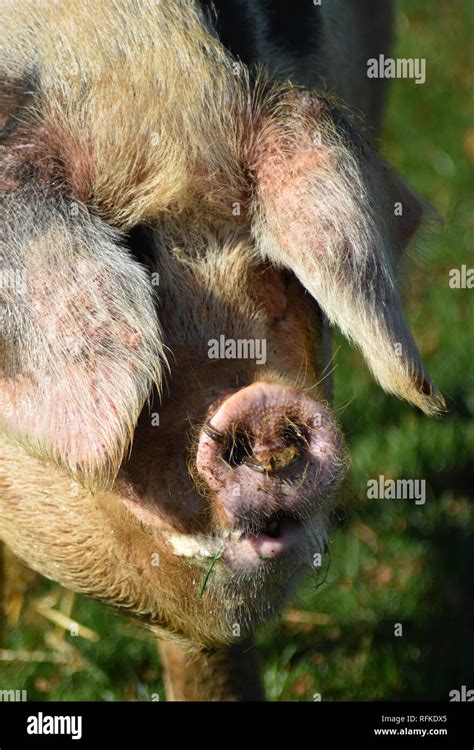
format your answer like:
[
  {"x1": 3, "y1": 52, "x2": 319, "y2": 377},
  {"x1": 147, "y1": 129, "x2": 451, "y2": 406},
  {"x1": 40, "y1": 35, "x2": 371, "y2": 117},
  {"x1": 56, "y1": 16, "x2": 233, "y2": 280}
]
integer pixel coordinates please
[{"x1": 195, "y1": 383, "x2": 346, "y2": 556}]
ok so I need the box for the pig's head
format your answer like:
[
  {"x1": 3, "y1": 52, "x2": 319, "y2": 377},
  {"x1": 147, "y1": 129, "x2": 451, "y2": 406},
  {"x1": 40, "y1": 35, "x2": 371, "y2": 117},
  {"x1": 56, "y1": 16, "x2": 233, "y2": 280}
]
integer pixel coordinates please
[{"x1": 0, "y1": 35, "x2": 444, "y2": 648}]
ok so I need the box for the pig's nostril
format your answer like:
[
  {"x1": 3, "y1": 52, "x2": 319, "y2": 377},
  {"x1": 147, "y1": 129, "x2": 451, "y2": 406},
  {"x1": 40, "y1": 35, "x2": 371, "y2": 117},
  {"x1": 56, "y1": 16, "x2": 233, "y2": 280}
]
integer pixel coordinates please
[
  {"x1": 281, "y1": 419, "x2": 308, "y2": 450},
  {"x1": 196, "y1": 383, "x2": 346, "y2": 527},
  {"x1": 202, "y1": 422, "x2": 226, "y2": 445},
  {"x1": 250, "y1": 419, "x2": 307, "y2": 475},
  {"x1": 222, "y1": 429, "x2": 254, "y2": 468},
  {"x1": 217, "y1": 418, "x2": 307, "y2": 475}
]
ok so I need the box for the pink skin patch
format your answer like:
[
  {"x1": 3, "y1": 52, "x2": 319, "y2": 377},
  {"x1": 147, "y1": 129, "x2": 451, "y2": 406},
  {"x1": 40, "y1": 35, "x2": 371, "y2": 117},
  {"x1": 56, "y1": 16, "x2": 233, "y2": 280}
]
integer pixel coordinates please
[
  {"x1": 228, "y1": 517, "x2": 304, "y2": 567},
  {"x1": 195, "y1": 382, "x2": 345, "y2": 566},
  {"x1": 0, "y1": 366, "x2": 138, "y2": 470},
  {"x1": 0, "y1": 252, "x2": 160, "y2": 476}
]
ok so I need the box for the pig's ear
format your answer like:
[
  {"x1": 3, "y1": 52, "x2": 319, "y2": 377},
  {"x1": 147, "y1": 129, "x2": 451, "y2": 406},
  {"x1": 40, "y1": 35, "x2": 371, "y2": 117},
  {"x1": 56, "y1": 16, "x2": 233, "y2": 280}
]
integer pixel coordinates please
[
  {"x1": 0, "y1": 192, "x2": 165, "y2": 485},
  {"x1": 380, "y1": 164, "x2": 426, "y2": 259},
  {"x1": 251, "y1": 91, "x2": 445, "y2": 415}
]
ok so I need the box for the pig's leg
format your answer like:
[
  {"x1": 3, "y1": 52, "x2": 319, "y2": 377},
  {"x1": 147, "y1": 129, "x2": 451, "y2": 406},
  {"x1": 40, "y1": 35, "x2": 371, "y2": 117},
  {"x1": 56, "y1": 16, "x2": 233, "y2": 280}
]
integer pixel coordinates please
[
  {"x1": 0, "y1": 189, "x2": 164, "y2": 484},
  {"x1": 159, "y1": 640, "x2": 264, "y2": 702}
]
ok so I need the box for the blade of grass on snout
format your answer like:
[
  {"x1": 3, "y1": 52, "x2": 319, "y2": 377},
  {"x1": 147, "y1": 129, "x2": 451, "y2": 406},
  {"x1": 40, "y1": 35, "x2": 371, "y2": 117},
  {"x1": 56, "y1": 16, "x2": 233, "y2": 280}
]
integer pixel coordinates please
[{"x1": 199, "y1": 543, "x2": 226, "y2": 598}]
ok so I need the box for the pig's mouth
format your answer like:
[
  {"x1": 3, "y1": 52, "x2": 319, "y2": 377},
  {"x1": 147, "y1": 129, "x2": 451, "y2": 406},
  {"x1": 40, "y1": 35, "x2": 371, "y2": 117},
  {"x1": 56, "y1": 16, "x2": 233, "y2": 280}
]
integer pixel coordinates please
[
  {"x1": 233, "y1": 509, "x2": 306, "y2": 561},
  {"x1": 121, "y1": 381, "x2": 342, "y2": 576},
  {"x1": 161, "y1": 508, "x2": 317, "y2": 572},
  {"x1": 248, "y1": 509, "x2": 293, "y2": 539}
]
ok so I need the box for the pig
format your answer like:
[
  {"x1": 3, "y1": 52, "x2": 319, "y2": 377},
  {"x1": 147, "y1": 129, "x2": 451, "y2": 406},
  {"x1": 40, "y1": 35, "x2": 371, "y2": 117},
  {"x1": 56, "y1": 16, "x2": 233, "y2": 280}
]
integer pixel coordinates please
[{"x1": 0, "y1": 0, "x2": 444, "y2": 700}]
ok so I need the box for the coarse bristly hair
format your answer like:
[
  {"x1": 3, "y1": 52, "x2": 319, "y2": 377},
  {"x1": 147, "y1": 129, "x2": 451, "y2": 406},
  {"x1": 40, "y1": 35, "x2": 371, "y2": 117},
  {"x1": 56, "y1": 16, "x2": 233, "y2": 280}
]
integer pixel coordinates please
[
  {"x1": 251, "y1": 91, "x2": 446, "y2": 417},
  {"x1": 0, "y1": 0, "x2": 444, "y2": 488},
  {"x1": 0, "y1": 0, "x2": 446, "y2": 659}
]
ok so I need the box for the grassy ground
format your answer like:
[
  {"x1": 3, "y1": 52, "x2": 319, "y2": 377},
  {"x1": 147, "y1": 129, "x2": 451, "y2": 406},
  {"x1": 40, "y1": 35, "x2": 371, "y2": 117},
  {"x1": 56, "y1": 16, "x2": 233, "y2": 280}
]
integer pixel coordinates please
[{"x1": 1, "y1": 0, "x2": 473, "y2": 701}]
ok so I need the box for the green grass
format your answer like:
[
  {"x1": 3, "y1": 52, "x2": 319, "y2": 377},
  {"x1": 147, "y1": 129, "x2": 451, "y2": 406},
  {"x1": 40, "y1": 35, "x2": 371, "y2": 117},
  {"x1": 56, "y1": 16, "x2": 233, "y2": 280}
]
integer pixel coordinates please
[{"x1": 2, "y1": 0, "x2": 473, "y2": 701}]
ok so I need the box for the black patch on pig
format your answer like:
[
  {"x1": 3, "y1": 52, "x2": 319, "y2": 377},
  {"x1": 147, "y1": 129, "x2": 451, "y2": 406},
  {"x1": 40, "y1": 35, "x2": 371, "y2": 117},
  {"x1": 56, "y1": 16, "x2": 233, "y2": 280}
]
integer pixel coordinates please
[
  {"x1": 126, "y1": 224, "x2": 157, "y2": 270},
  {"x1": 0, "y1": 72, "x2": 65, "y2": 196},
  {"x1": 259, "y1": 0, "x2": 321, "y2": 59},
  {"x1": 200, "y1": 0, "x2": 320, "y2": 65},
  {"x1": 0, "y1": 71, "x2": 39, "y2": 141},
  {"x1": 200, "y1": 0, "x2": 260, "y2": 65}
]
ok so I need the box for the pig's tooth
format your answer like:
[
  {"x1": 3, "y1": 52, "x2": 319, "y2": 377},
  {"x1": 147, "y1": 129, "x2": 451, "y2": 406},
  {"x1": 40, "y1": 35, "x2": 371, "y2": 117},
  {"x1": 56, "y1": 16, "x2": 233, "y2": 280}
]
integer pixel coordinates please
[
  {"x1": 162, "y1": 529, "x2": 244, "y2": 559},
  {"x1": 162, "y1": 532, "x2": 218, "y2": 558}
]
